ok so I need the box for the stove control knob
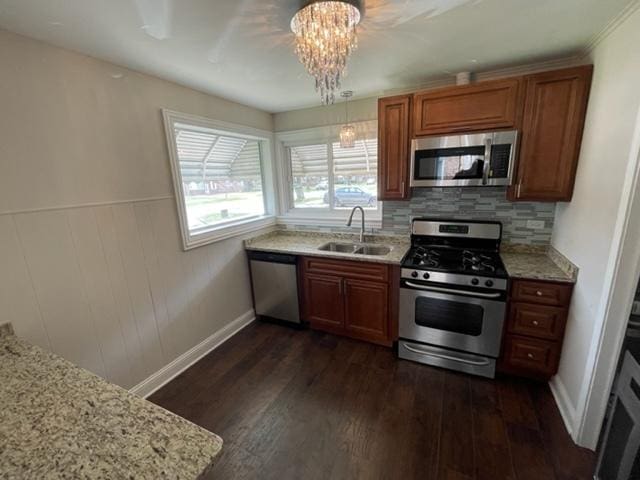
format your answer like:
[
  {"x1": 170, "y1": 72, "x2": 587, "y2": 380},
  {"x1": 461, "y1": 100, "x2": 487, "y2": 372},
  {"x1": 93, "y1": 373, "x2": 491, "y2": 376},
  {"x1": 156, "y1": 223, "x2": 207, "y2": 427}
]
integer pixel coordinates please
[
  {"x1": 485, "y1": 280, "x2": 494, "y2": 287},
  {"x1": 471, "y1": 278, "x2": 479, "y2": 286},
  {"x1": 411, "y1": 271, "x2": 418, "y2": 278},
  {"x1": 422, "y1": 273, "x2": 430, "y2": 280}
]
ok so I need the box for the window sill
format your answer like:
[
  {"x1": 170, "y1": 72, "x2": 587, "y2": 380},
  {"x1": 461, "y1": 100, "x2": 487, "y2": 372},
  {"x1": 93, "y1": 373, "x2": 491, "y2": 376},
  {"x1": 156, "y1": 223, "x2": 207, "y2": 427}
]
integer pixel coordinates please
[
  {"x1": 183, "y1": 215, "x2": 276, "y2": 250},
  {"x1": 276, "y1": 212, "x2": 382, "y2": 230}
]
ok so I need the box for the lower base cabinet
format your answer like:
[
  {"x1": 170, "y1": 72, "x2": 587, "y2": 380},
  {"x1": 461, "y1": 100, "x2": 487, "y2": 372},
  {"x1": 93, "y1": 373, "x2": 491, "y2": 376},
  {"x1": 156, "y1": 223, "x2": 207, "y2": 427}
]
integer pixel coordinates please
[
  {"x1": 300, "y1": 256, "x2": 394, "y2": 346},
  {"x1": 499, "y1": 279, "x2": 574, "y2": 380}
]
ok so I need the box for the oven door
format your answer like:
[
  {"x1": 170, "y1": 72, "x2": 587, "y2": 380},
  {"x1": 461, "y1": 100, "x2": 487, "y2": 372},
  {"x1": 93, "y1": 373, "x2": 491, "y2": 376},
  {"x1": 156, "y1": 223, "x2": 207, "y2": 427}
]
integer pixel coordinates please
[{"x1": 399, "y1": 280, "x2": 506, "y2": 358}]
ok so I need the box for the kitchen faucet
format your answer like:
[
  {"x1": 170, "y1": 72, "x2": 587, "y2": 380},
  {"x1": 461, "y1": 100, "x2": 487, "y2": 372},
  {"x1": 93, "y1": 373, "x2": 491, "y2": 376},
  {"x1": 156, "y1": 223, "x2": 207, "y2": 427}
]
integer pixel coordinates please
[{"x1": 346, "y1": 206, "x2": 366, "y2": 243}]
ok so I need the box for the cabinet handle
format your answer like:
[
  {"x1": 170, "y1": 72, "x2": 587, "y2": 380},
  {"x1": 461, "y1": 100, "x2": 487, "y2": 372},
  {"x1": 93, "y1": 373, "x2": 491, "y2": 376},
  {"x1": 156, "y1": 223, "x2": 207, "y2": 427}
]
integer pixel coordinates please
[
  {"x1": 401, "y1": 181, "x2": 405, "y2": 194},
  {"x1": 516, "y1": 181, "x2": 522, "y2": 198},
  {"x1": 536, "y1": 290, "x2": 543, "y2": 296},
  {"x1": 532, "y1": 320, "x2": 539, "y2": 326},
  {"x1": 527, "y1": 353, "x2": 535, "y2": 359}
]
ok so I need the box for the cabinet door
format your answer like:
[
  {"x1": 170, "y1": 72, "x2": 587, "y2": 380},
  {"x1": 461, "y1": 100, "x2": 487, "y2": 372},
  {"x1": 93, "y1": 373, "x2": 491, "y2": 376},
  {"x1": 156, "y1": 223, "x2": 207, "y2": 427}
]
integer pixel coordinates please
[
  {"x1": 512, "y1": 66, "x2": 593, "y2": 201},
  {"x1": 343, "y1": 278, "x2": 389, "y2": 344},
  {"x1": 303, "y1": 273, "x2": 344, "y2": 332},
  {"x1": 378, "y1": 95, "x2": 410, "y2": 200},
  {"x1": 413, "y1": 78, "x2": 522, "y2": 136}
]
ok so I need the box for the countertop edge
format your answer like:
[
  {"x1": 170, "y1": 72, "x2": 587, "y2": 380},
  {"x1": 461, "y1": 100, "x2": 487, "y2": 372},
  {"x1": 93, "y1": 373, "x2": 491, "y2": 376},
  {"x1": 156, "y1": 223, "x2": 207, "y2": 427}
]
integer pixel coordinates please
[{"x1": 245, "y1": 244, "x2": 408, "y2": 266}]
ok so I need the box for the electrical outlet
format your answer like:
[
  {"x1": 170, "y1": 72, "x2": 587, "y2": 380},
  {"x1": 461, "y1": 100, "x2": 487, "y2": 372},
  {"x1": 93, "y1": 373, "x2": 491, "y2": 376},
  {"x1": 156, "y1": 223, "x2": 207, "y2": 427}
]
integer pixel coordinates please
[
  {"x1": 632, "y1": 301, "x2": 640, "y2": 316},
  {"x1": 526, "y1": 220, "x2": 545, "y2": 230}
]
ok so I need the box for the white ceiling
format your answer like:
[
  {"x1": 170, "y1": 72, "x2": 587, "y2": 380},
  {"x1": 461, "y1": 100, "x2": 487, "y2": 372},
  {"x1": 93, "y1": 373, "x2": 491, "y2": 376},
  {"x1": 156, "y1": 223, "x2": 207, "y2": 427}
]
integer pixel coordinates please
[{"x1": 0, "y1": 0, "x2": 631, "y2": 113}]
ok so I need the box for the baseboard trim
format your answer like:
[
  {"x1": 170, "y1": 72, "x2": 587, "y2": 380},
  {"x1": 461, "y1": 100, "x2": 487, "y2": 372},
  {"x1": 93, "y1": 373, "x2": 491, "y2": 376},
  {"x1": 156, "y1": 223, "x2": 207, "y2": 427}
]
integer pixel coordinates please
[
  {"x1": 549, "y1": 375, "x2": 578, "y2": 439},
  {"x1": 130, "y1": 309, "x2": 256, "y2": 398}
]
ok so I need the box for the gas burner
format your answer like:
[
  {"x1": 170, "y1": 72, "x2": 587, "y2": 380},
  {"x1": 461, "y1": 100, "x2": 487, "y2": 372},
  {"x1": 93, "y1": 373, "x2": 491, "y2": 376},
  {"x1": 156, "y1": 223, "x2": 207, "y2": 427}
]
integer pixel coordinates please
[
  {"x1": 462, "y1": 250, "x2": 493, "y2": 263},
  {"x1": 468, "y1": 262, "x2": 496, "y2": 273},
  {"x1": 413, "y1": 247, "x2": 441, "y2": 268}
]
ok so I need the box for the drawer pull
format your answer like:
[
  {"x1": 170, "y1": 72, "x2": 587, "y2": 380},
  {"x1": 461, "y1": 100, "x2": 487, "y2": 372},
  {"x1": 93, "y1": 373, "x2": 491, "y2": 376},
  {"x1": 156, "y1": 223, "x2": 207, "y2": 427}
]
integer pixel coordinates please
[
  {"x1": 536, "y1": 291, "x2": 543, "y2": 296},
  {"x1": 527, "y1": 353, "x2": 535, "y2": 359},
  {"x1": 532, "y1": 320, "x2": 539, "y2": 326}
]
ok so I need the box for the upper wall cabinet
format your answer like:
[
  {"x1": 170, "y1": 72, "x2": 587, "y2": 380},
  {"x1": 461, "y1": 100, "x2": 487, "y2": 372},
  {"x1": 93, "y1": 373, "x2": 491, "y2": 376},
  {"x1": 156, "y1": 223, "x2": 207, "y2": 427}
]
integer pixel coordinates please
[
  {"x1": 412, "y1": 78, "x2": 523, "y2": 136},
  {"x1": 378, "y1": 95, "x2": 411, "y2": 200},
  {"x1": 510, "y1": 66, "x2": 593, "y2": 202}
]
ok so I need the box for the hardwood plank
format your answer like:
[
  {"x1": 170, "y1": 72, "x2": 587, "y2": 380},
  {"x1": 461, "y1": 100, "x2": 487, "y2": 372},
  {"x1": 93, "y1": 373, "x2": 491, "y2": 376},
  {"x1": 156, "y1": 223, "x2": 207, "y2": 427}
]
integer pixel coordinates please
[
  {"x1": 438, "y1": 372, "x2": 475, "y2": 480},
  {"x1": 506, "y1": 423, "x2": 556, "y2": 480},
  {"x1": 497, "y1": 376, "x2": 540, "y2": 429},
  {"x1": 528, "y1": 383, "x2": 596, "y2": 480},
  {"x1": 470, "y1": 377, "x2": 516, "y2": 480},
  {"x1": 150, "y1": 323, "x2": 596, "y2": 480}
]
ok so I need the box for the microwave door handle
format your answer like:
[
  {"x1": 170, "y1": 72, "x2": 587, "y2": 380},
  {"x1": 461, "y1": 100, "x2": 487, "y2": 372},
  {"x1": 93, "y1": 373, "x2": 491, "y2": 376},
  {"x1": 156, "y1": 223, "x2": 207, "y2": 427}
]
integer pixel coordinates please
[
  {"x1": 482, "y1": 138, "x2": 492, "y2": 185},
  {"x1": 404, "y1": 281, "x2": 502, "y2": 299}
]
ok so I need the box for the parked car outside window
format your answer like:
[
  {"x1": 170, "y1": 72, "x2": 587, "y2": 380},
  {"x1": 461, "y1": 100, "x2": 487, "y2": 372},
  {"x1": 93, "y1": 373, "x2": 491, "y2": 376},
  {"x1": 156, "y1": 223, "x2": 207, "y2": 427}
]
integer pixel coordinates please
[{"x1": 324, "y1": 187, "x2": 377, "y2": 207}]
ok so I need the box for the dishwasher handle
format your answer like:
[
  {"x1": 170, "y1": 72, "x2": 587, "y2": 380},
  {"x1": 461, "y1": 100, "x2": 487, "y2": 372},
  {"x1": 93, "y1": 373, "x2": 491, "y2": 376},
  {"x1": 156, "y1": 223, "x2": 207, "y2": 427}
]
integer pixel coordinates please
[{"x1": 247, "y1": 250, "x2": 297, "y2": 265}]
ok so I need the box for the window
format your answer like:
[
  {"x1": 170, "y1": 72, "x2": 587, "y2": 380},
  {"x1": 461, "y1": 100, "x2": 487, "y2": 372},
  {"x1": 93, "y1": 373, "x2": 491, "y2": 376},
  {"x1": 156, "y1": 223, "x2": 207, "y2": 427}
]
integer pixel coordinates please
[
  {"x1": 163, "y1": 110, "x2": 274, "y2": 249},
  {"x1": 279, "y1": 121, "x2": 379, "y2": 225}
]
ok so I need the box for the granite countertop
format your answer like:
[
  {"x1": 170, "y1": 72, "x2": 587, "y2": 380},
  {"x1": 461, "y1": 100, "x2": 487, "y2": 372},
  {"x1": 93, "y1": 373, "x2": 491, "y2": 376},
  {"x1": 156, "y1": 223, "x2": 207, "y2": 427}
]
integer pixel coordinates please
[
  {"x1": 245, "y1": 230, "x2": 411, "y2": 265},
  {"x1": 500, "y1": 245, "x2": 578, "y2": 283},
  {"x1": 0, "y1": 325, "x2": 222, "y2": 480}
]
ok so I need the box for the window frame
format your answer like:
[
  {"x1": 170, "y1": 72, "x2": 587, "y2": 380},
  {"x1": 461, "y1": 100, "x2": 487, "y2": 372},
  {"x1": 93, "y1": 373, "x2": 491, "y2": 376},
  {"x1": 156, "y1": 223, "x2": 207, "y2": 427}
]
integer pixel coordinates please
[
  {"x1": 163, "y1": 109, "x2": 276, "y2": 250},
  {"x1": 275, "y1": 121, "x2": 381, "y2": 228}
]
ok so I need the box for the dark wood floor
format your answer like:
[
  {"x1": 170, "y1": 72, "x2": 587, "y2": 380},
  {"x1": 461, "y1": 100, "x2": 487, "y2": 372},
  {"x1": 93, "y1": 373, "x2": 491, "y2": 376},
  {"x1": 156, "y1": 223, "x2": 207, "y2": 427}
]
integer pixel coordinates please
[{"x1": 149, "y1": 321, "x2": 596, "y2": 480}]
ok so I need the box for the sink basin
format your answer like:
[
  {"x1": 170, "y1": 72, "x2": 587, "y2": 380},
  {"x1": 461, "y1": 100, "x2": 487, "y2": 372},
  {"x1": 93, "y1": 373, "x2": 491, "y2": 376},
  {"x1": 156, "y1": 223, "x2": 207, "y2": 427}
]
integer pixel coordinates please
[
  {"x1": 317, "y1": 242, "x2": 391, "y2": 256},
  {"x1": 355, "y1": 245, "x2": 391, "y2": 256},
  {"x1": 317, "y1": 242, "x2": 360, "y2": 253}
]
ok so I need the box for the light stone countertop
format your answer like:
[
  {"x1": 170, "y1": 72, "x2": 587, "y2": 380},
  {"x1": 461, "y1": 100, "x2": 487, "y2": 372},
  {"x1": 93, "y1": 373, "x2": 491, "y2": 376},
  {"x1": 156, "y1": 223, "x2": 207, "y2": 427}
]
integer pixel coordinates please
[
  {"x1": 500, "y1": 246, "x2": 577, "y2": 284},
  {"x1": 0, "y1": 327, "x2": 222, "y2": 479},
  {"x1": 245, "y1": 230, "x2": 411, "y2": 265}
]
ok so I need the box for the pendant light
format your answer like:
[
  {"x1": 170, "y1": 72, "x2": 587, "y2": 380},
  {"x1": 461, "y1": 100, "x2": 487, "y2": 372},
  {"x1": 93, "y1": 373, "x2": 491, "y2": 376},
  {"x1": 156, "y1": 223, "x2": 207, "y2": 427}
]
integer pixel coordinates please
[{"x1": 340, "y1": 91, "x2": 356, "y2": 148}]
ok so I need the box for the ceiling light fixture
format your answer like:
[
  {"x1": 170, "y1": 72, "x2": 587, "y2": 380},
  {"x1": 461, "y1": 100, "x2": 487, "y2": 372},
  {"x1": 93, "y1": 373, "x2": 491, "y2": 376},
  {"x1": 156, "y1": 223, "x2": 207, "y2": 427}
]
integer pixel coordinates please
[
  {"x1": 290, "y1": 0, "x2": 362, "y2": 105},
  {"x1": 339, "y1": 91, "x2": 356, "y2": 148}
]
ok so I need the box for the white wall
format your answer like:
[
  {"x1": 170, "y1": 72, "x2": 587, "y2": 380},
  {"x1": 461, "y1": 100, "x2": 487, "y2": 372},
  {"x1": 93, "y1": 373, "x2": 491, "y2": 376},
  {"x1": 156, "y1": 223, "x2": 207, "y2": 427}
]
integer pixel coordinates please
[
  {"x1": 273, "y1": 96, "x2": 378, "y2": 132},
  {"x1": 0, "y1": 29, "x2": 273, "y2": 390},
  {"x1": 549, "y1": 7, "x2": 640, "y2": 446}
]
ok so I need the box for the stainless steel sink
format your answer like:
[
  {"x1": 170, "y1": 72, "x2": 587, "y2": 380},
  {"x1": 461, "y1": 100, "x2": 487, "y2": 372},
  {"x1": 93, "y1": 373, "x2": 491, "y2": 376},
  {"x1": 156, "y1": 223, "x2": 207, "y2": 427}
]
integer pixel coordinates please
[
  {"x1": 317, "y1": 242, "x2": 391, "y2": 256},
  {"x1": 355, "y1": 245, "x2": 391, "y2": 256},
  {"x1": 317, "y1": 242, "x2": 360, "y2": 253}
]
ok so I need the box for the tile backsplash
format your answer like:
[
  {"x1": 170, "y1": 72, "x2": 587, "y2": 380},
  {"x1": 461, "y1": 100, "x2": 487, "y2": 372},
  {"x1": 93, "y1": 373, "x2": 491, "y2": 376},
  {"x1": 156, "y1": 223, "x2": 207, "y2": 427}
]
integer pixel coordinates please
[{"x1": 382, "y1": 187, "x2": 556, "y2": 245}]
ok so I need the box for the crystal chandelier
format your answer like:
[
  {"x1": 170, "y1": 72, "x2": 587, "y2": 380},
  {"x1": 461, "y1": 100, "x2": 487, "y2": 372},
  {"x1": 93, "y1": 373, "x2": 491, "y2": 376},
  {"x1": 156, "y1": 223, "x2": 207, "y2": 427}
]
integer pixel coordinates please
[
  {"x1": 290, "y1": 1, "x2": 362, "y2": 105},
  {"x1": 340, "y1": 91, "x2": 356, "y2": 148}
]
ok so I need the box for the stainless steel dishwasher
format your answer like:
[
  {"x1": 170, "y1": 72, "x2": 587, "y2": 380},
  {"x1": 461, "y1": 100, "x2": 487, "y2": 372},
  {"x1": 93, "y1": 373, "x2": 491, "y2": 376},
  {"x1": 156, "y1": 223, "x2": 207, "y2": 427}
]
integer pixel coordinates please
[{"x1": 248, "y1": 251, "x2": 301, "y2": 324}]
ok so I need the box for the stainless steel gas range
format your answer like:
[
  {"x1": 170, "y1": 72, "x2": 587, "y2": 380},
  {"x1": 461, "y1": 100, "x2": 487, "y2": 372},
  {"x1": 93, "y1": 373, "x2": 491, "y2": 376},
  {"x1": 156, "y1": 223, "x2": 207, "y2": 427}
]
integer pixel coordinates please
[{"x1": 398, "y1": 218, "x2": 508, "y2": 378}]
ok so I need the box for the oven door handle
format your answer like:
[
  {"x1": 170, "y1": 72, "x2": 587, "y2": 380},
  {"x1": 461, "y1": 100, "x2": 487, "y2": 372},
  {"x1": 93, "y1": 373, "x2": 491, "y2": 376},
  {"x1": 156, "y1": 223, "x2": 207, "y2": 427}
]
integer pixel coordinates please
[
  {"x1": 402, "y1": 343, "x2": 491, "y2": 366},
  {"x1": 403, "y1": 281, "x2": 502, "y2": 299}
]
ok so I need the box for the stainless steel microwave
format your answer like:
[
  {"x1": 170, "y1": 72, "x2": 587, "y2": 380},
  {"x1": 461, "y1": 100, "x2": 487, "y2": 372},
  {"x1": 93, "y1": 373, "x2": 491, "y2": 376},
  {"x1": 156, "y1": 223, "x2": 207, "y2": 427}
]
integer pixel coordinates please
[{"x1": 410, "y1": 130, "x2": 518, "y2": 188}]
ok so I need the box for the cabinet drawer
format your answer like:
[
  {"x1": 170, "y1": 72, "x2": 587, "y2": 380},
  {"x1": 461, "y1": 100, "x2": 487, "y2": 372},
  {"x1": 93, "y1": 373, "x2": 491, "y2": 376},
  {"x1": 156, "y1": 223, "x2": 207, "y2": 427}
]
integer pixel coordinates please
[
  {"x1": 508, "y1": 302, "x2": 568, "y2": 341},
  {"x1": 511, "y1": 279, "x2": 573, "y2": 306},
  {"x1": 302, "y1": 257, "x2": 388, "y2": 283},
  {"x1": 503, "y1": 335, "x2": 560, "y2": 377}
]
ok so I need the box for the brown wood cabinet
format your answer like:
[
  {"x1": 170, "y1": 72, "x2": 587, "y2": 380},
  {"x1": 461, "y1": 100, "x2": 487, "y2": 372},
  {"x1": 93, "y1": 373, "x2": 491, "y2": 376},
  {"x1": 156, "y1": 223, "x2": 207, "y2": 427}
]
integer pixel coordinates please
[
  {"x1": 412, "y1": 77, "x2": 522, "y2": 136},
  {"x1": 376, "y1": 65, "x2": 593, "y2": 204},
  {"x1": 510, "y1": 66, "x2": 593, "y2": 201},
  {"x1": 499, "y1": 279, "x2": 574, "y2": 380},
  {"x1": 377, "y1": 95, "x2": 411, "y2": 200},
  {"x1": 300, "y1": 257, "x2": 394, "y2": 346}
]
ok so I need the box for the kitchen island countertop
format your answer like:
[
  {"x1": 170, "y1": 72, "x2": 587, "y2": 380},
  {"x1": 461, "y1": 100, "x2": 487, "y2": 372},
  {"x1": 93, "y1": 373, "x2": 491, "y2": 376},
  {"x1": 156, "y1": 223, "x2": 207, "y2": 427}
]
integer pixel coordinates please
[{"x1": 0, "y1": 326, "x2": 222, "y2": 480}]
